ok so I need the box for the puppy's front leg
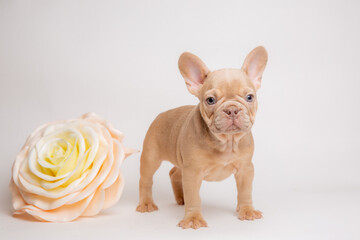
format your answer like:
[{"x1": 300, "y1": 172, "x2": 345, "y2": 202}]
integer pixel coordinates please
[
  {"x1": 235, "y1": 162, "x2": 262, "y2": 220},
  {"x1": 177, "y1": 167, "x2": 207, "y2": 229}
]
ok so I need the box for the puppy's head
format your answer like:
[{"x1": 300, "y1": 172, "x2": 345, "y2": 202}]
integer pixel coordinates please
[{"x1": 178, "y1": 47, "x2": 268, "y2": 135}]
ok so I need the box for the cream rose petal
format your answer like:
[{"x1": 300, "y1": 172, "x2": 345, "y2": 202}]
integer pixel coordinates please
[
  {"x1": 102, "y1": 140, "x2": 124, "y2": 189},
  {"x1": 10, "y1": 180, "x2": 27, "y2": 211},
  {"x1": 66, "y1": 143, "x2": 114, "y2": 204},
  {"x1": 10, "y1": 113, "x2": 137, "y2": 222},
  {"x1": 16, "y1": 128, "x2": 109, "y2": 199},
  {"x1": 103, "y1": 173, "x2": 125, "y2": 209},
  {"x1": 81, "y1": 188, "x2": 105, "y2": 217},
  {"x1": 15, "y1": 193, "x2": 95, "y2": 222}
]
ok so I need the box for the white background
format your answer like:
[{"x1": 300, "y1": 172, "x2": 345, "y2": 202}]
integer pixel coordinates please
[{"x1": 1, "y1": 0, "x2": 360, "y2": 239}]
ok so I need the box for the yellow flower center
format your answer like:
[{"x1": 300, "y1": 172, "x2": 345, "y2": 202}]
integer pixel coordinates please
[
  {"x1": 30, "y1": 126, "x2": 99, "y2": 190},
  {"x1": 41, "y1": 136, "x2": 79, "y2": 177}
]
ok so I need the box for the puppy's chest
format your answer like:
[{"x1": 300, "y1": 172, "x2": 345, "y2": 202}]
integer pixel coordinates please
[{"x1": 203, "y1": 153, "x2": 238, "y2": 181}]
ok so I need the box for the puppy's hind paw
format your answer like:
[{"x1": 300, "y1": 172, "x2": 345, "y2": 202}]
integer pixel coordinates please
[
  {"x1": 175, "y1": 197, "x2": 184, "y2": 205},
  {"x1": 136, "y1": 202, "x2": 158, "y2": 213}
]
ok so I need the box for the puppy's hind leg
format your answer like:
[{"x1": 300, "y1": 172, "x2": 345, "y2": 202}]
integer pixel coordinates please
[
  {"x1": 169, "y1": 166, "x2": 184, "y2": 205},
  {"x1": 136, "y1": 148, "x2": 161, "y2": 213}
]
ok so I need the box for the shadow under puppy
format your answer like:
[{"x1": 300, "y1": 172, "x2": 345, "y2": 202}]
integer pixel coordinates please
[{"x1": 136, "y1": 47, "x2": 268, "y2": 229}]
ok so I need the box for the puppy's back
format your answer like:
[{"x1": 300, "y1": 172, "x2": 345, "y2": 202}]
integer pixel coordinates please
[{"x1": 143, "y1": 105, "x2": 195, "y2": 163}]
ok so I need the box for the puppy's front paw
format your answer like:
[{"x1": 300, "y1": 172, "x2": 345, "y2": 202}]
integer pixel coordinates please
[
  {"x1": 177, "y1": 214, "x2": 208, "y2": 229},
  {"x1": 237, "y1": 205, "x2": 262, "y2": 221},
  {"x1": 136, "y1": 202, "x2": 158, "y2": 213},
  {"x1": 175, "y1": 196, "x2": 184, "y2": 205}
]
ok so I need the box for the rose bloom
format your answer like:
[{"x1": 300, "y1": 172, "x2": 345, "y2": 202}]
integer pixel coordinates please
[{"x1": 10, "y1": 113, "x2": 136, "y2": 222}]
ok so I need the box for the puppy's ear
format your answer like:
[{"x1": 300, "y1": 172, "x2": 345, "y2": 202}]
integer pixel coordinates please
[
  {"x1": 178, "y1": 52, "x2": 210, "y2": 96},
  {"x1": 241, "y1": 46, "x2": 268, "y2": 90}
]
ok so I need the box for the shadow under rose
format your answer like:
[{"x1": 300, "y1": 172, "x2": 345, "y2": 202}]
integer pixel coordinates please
[{"x1": 12, "y1": 213, "x2": 39, "y2": 222}]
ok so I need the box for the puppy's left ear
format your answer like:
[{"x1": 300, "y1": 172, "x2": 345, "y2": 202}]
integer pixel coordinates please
[
  {"x1": 178, "y1": 52, "x2": 210, "y2": 96},
  {"x1": 241, "y1": 46, "x2": 268, "y2": 90}
]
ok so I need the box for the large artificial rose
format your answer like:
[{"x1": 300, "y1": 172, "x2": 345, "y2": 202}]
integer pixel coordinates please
[{"x1": 10, "y1": 113, "x2": 136, "y2": 222}]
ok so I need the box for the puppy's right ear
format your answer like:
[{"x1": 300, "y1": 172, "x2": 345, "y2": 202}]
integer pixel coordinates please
[{"x1": 178, "y1": 52, "x2": 210, "y2": 96}]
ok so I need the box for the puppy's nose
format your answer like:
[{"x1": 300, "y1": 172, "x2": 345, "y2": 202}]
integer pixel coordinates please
[{"x1": 223, "y1": 107, "x2": 240, "y2": 118}]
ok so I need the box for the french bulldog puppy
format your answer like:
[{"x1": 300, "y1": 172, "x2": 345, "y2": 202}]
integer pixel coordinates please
[{"x1": 136, "y1": 47, "x2": 268, "y2": 229}]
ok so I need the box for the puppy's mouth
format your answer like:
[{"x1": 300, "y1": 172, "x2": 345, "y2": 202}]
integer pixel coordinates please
[
  {"x1": 226, "y1": 123, "x2": 241, "y2": 132},
  {"x1": 213, "y1": 119, "x2": 244, "y2": 134},
  {"x1": 213, "y1": 114, "x2": 252, "y2": 134}
]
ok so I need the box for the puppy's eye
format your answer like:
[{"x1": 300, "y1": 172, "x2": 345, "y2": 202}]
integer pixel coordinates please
[
  {"x1": 206, "y1": 97, "x2": 216, "y2": 105},
  {"x1": 246, "y1": 94, "x2": 254, "y2": 102}
]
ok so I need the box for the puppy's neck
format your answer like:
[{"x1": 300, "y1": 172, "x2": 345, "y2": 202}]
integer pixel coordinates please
[{"x1": 194, "y1": 105, "x2": 248, "y2": 153}]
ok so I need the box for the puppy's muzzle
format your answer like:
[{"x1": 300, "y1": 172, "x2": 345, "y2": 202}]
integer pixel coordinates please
[{"x1": 213, "y1": 101, "x2": 252, "y2": 133}]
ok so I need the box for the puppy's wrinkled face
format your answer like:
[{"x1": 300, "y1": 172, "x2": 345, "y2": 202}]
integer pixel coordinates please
[
  {"x1": 178, "y1": 47, "x2": 268, "y2": 135},
  {"x1": 199, "y1": 69, "x2": 257, "y2": 134}
]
